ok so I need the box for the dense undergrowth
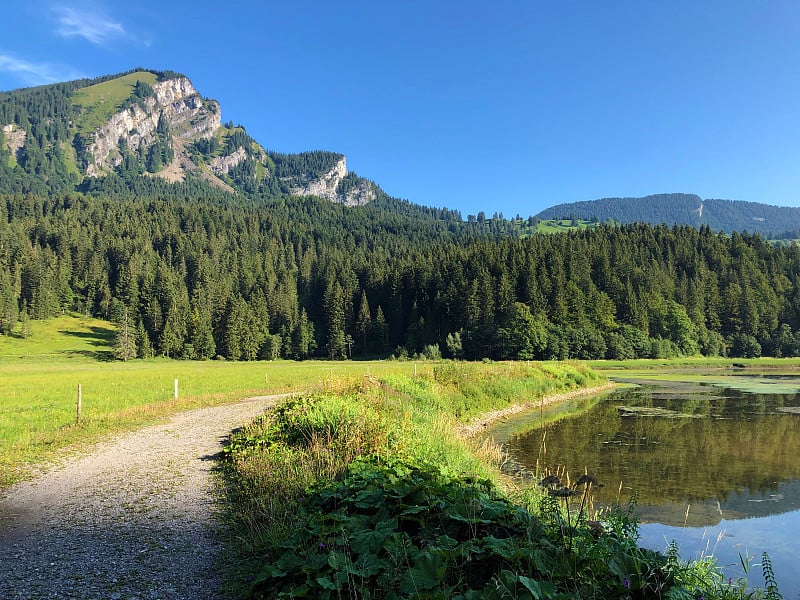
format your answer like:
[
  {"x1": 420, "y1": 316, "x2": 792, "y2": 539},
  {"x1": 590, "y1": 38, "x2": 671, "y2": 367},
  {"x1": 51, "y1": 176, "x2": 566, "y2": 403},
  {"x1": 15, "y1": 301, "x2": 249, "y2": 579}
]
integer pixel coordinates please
[{"x1": 219, "y1": 361, "x2": 783, "y2": 599}]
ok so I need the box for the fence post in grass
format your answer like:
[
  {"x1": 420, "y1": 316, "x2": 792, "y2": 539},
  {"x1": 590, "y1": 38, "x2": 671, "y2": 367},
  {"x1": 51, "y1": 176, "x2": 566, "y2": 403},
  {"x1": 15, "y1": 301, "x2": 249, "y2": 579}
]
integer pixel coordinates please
[
  {"x1": 414, "y1": 363, "x2": 417, "y2": 377},
  {"x1": 174, "y1": 379, "x2": 179, "y2": 400},
  {"x1": 77, "y1": 384, "x2": 82, "y2": 423}
]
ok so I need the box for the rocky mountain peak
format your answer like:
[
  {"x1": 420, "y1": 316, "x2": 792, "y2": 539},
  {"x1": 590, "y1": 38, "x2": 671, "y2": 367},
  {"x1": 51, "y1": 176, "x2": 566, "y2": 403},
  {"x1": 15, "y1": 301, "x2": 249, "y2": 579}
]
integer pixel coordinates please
[
  {"x1": 0, "y1": 69, "x2": 380, "y2": 206},
  {"x1": 84, "y1": 76, "x2": 220, "y2": 177},
  {"x1": 286, "y1": 156, "x2": 377, "y2": 206}
]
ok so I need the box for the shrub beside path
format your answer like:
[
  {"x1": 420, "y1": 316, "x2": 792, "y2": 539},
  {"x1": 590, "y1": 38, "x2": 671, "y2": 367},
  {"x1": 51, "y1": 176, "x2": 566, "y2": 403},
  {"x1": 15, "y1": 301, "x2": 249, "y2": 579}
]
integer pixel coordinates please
[{"x1": 0, "y1": 395, "x2": 286, "y2": 600}]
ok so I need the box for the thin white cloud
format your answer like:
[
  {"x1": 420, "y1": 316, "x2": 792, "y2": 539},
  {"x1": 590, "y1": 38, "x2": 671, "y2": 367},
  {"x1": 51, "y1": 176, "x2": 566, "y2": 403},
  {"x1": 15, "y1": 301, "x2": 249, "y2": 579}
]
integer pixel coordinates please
[
  {"x1": 52, "y1": 4, "x2": 127, "y2": 46},
  {"x1": 0, "y1": 54, "x2": 84, "y2": 86}
]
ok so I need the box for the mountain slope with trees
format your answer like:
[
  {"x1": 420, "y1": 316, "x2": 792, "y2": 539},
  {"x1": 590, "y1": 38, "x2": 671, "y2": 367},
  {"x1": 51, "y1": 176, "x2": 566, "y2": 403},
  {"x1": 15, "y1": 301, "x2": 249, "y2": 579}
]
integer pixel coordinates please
[
  {"x1": 3, "y1": 70, "x2": 800, "y2": 361},
  {"x1": 2, "y1": 190, "x2": 799, "y2": 361},
  {"x1": 0, "y1": 69, "x2": 377, "y2": 205},
  {"x1": 535, "y1": 193, "x2": 800, "y2": 237}
]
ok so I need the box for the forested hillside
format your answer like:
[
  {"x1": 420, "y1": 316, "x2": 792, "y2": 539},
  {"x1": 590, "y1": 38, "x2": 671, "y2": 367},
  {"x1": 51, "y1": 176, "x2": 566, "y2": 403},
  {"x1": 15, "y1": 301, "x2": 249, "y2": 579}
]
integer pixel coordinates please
[
  {"x1": 4, "y1": 70, "x2": 800, "y2": 362},
  {"x1": 2, "y1": 191, "x2": 799, "y2": 361},
  {"x1": 536, "y1": 193, "x2": 800, "y2": 237},
  {"x1": 0, "y1": 69, "x2": 380, "y2": 205}
]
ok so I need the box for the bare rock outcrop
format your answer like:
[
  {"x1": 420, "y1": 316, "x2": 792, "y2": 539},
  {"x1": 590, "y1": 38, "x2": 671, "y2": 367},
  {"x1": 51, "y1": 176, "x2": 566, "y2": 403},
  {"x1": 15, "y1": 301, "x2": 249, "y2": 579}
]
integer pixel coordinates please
[
  {"x1": 288, "y1": 156, "x2": 347, "y2": 201},
  {"x1": 2, "y1": 124, "x2": 26, "y2": 158},
  {"x1": 287, "y1": 156, "x2": 377, "y2": 206},
  {"x1": 339, "y1": 178, "x2": 378, "y2": 207},
  {"x1": 210, "y1": 146, "x2": 247, "y2": 176},
  {"x1": 85, "y1": 77, "x2": 221, "y2": 176}
]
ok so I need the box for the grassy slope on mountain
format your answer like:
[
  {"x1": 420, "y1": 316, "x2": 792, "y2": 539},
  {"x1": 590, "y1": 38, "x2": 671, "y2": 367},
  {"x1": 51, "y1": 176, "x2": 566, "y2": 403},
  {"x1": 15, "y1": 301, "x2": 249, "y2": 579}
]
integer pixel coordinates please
[{"x1": 72, "y1": 71, "x2": 158, "y2": 135}]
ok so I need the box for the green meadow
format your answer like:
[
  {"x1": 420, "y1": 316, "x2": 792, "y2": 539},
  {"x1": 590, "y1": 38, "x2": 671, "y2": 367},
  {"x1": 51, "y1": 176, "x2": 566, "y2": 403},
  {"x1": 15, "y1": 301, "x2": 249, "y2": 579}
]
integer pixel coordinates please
[
  {"x1": 533, "y1": 218, "x2": 600, "y2": 233},
  {"x1": 0, "y1": 315, "x2": 420, "y2": 487}
]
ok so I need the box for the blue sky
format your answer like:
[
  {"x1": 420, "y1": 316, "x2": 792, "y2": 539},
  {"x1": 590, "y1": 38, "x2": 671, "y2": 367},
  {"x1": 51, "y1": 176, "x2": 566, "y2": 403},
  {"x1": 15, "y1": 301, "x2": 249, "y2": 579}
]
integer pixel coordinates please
[{"x1": 1, "y1": 1, "x2": 799, "y2": 218}]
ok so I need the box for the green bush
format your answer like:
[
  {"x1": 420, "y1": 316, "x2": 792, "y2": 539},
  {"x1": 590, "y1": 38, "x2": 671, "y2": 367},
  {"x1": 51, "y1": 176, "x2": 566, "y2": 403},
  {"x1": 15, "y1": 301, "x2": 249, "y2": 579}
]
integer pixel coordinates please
[{"x1": 247, "y1": 456, "x2": 681, "y2": 599}]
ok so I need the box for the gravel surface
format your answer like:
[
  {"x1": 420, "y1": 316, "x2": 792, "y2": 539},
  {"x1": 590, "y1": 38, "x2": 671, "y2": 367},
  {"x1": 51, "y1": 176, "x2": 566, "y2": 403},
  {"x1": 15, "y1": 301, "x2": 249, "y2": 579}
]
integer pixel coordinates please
[{"x1": 0, "y1": 395, "x2": 283, "y2": 600}]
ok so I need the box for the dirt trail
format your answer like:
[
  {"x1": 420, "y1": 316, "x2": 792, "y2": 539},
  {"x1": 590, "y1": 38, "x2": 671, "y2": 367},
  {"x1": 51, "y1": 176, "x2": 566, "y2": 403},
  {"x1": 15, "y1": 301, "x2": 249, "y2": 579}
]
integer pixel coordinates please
[{"x1": 0, "y1": 395, "x2": 283, "y2": 600}]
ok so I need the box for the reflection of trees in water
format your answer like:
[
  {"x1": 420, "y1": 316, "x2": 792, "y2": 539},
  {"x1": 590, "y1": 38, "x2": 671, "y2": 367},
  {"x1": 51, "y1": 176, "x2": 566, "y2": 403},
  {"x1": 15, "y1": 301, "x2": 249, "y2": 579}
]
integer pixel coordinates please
[
  {"x1": 635, "y1": 479, "x2": 800, "y2": 527},
  {"x1": 508, "y1": 382, "x2": 800, "y2": 514}
]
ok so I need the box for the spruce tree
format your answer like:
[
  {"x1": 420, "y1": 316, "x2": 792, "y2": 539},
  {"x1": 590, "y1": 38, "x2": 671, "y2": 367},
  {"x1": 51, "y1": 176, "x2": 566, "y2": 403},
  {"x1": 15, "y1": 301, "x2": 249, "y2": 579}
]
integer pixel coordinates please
[
  {"x1": 356, "y1": 290, "x2": 371, "y2": 356},
  {"x1": 374, "y1": 305, "x2": 389, "y2": 354},
  {"x1": 114, "y1": 307, "x2": 137, "y2": 361},
  {"x1": 324, "y1": 280, "x2": 347, "y2": 359}
]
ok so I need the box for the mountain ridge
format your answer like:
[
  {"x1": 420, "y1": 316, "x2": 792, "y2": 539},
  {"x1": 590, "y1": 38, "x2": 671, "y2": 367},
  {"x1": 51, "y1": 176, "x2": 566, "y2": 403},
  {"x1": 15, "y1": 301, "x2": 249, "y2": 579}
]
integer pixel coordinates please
[
  {"x1": 535, "y1": 193, "x2": 800, "y2": 236},
  {"x1": 3, "y1": 69, "x2": 800, "y2": 236},
  {"x1": 0, "y1": 68, "x2": 378, "y2": 206}
]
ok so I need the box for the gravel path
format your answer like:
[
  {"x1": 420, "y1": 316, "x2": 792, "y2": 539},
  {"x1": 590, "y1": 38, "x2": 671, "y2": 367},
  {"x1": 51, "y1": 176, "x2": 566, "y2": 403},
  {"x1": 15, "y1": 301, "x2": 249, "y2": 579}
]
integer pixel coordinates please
[{"x1": 0, "y1": 395, "x2": 284, "y2": 600}]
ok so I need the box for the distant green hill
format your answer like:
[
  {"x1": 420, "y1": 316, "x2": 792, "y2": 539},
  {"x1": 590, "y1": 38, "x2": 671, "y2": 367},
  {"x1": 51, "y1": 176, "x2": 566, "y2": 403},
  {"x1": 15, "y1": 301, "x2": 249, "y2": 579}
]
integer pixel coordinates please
[{"x1": 535, "y1": 193, "x2": 800, "y2": 237}]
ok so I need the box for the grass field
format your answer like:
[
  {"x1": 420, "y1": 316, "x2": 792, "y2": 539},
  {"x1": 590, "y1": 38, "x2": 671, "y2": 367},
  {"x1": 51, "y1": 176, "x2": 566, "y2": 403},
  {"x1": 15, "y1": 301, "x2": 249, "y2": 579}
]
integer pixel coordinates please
[
  {"x1": 587, "y1": 355, "x2": 800, "y2": 373},
  {"x1": 0, "y1": 314, "x2": 422, "y2": 487},
  {"x1": 534, "y1": 218, "x2": 602, "y2": 233},
  {"x1": 8, "y1": 314, "x2": 797, "y2": 489},
  {"x1": 72, "y1": 70, "x2": 157, "y2": 135}
]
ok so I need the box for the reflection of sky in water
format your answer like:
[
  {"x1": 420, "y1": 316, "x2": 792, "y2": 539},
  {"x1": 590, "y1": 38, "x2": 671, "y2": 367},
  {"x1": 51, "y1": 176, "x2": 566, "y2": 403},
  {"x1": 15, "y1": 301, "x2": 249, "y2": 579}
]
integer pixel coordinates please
[{"x1": 639, "y1": 505, "x2": 800, "y2": 595}]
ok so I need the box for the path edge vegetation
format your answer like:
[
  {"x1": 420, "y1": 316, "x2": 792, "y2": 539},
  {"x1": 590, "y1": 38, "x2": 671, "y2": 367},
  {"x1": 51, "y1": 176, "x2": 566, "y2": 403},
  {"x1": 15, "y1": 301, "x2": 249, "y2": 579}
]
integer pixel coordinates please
[{"x1": 217, "y1": 361, "x2": 784, "y2": 600}]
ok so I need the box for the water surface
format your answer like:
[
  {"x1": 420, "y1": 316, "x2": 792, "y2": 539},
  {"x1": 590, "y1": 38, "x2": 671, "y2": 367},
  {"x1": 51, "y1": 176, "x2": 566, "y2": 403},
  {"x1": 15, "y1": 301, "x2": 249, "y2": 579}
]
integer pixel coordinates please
[{"x1": 496, "y1": 373, "x2": 800, "y2": 594}]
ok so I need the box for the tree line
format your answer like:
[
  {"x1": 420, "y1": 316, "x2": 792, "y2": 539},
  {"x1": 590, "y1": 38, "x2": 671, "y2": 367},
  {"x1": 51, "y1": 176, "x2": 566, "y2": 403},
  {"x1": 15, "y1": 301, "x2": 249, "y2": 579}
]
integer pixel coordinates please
[{"x1": 2, "y1": 191, "x2": 800, "y2": 361}]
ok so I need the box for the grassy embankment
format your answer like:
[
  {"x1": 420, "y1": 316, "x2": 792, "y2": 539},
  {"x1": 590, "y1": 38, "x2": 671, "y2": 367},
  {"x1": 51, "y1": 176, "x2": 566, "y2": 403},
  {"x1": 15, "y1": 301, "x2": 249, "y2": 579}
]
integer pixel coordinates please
[
  {"x1": 588, "y1": 355, "x2": 800, "y2": 372},
  {"x1": 0, "y1": 315, "x2": 417, "y2": 487},
  {"x1": 220, "y1": 361, "x2": 781, "y2": 599},
  {"x1": 220, "y1": 360, "x2": 787, "y2": 599}
]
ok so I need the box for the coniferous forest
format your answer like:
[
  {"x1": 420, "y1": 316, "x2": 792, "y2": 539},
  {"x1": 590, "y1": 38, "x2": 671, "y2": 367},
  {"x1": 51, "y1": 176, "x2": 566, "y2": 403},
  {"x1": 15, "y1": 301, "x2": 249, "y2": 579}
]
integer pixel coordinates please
[
  {"x1": 2, "y1": 188, "x2": 799, "y2": 361},
  {"x1": 2, "y1": 69, "x2": 800, "y2": 362}
]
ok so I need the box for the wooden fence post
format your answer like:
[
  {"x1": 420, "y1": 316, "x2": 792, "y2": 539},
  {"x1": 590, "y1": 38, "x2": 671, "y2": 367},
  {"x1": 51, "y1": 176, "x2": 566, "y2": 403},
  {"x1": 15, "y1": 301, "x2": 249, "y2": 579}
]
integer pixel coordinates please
[
  {"x1": 77, "y1": 384, "x2": 82, "y2": 423},
  {"x1": 174, "y1": 379, "x2": 179, "y2": 400}
]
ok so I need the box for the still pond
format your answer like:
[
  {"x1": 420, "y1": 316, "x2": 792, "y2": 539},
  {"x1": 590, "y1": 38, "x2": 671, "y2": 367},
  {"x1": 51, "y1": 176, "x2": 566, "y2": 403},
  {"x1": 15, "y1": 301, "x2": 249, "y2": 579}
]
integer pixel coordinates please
[{"x1": 488, "y1": 371, "x2": 800, "y2": 595}]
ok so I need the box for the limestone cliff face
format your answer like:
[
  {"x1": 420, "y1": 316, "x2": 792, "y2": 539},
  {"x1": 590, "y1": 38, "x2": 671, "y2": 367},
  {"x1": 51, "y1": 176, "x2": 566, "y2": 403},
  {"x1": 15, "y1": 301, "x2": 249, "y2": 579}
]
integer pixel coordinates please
[
  {"x1": 287, "y1": 156, "x2": 377, "y2": 206},
  {"x1": 85, "y1": 77, "x2": 221, "y2": 176},
  {"x1": 288, "y1": 156, "x2": 347, "y2": 201},
  {"x1": 339, "y1": 178, "x2": 378, "y2": 207},
  {"x1": 2, "y1": 123, "x2": 26, "y2": 158},
  {"x1": 152, "y1": 78, "x2": 220, "y2": 139},
  {"x1": 211, "y1": 146, "x2": 247, "y2": 176},
  {"x1": 73, "y1": 72, "x2": 375, "y2": 206}
]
